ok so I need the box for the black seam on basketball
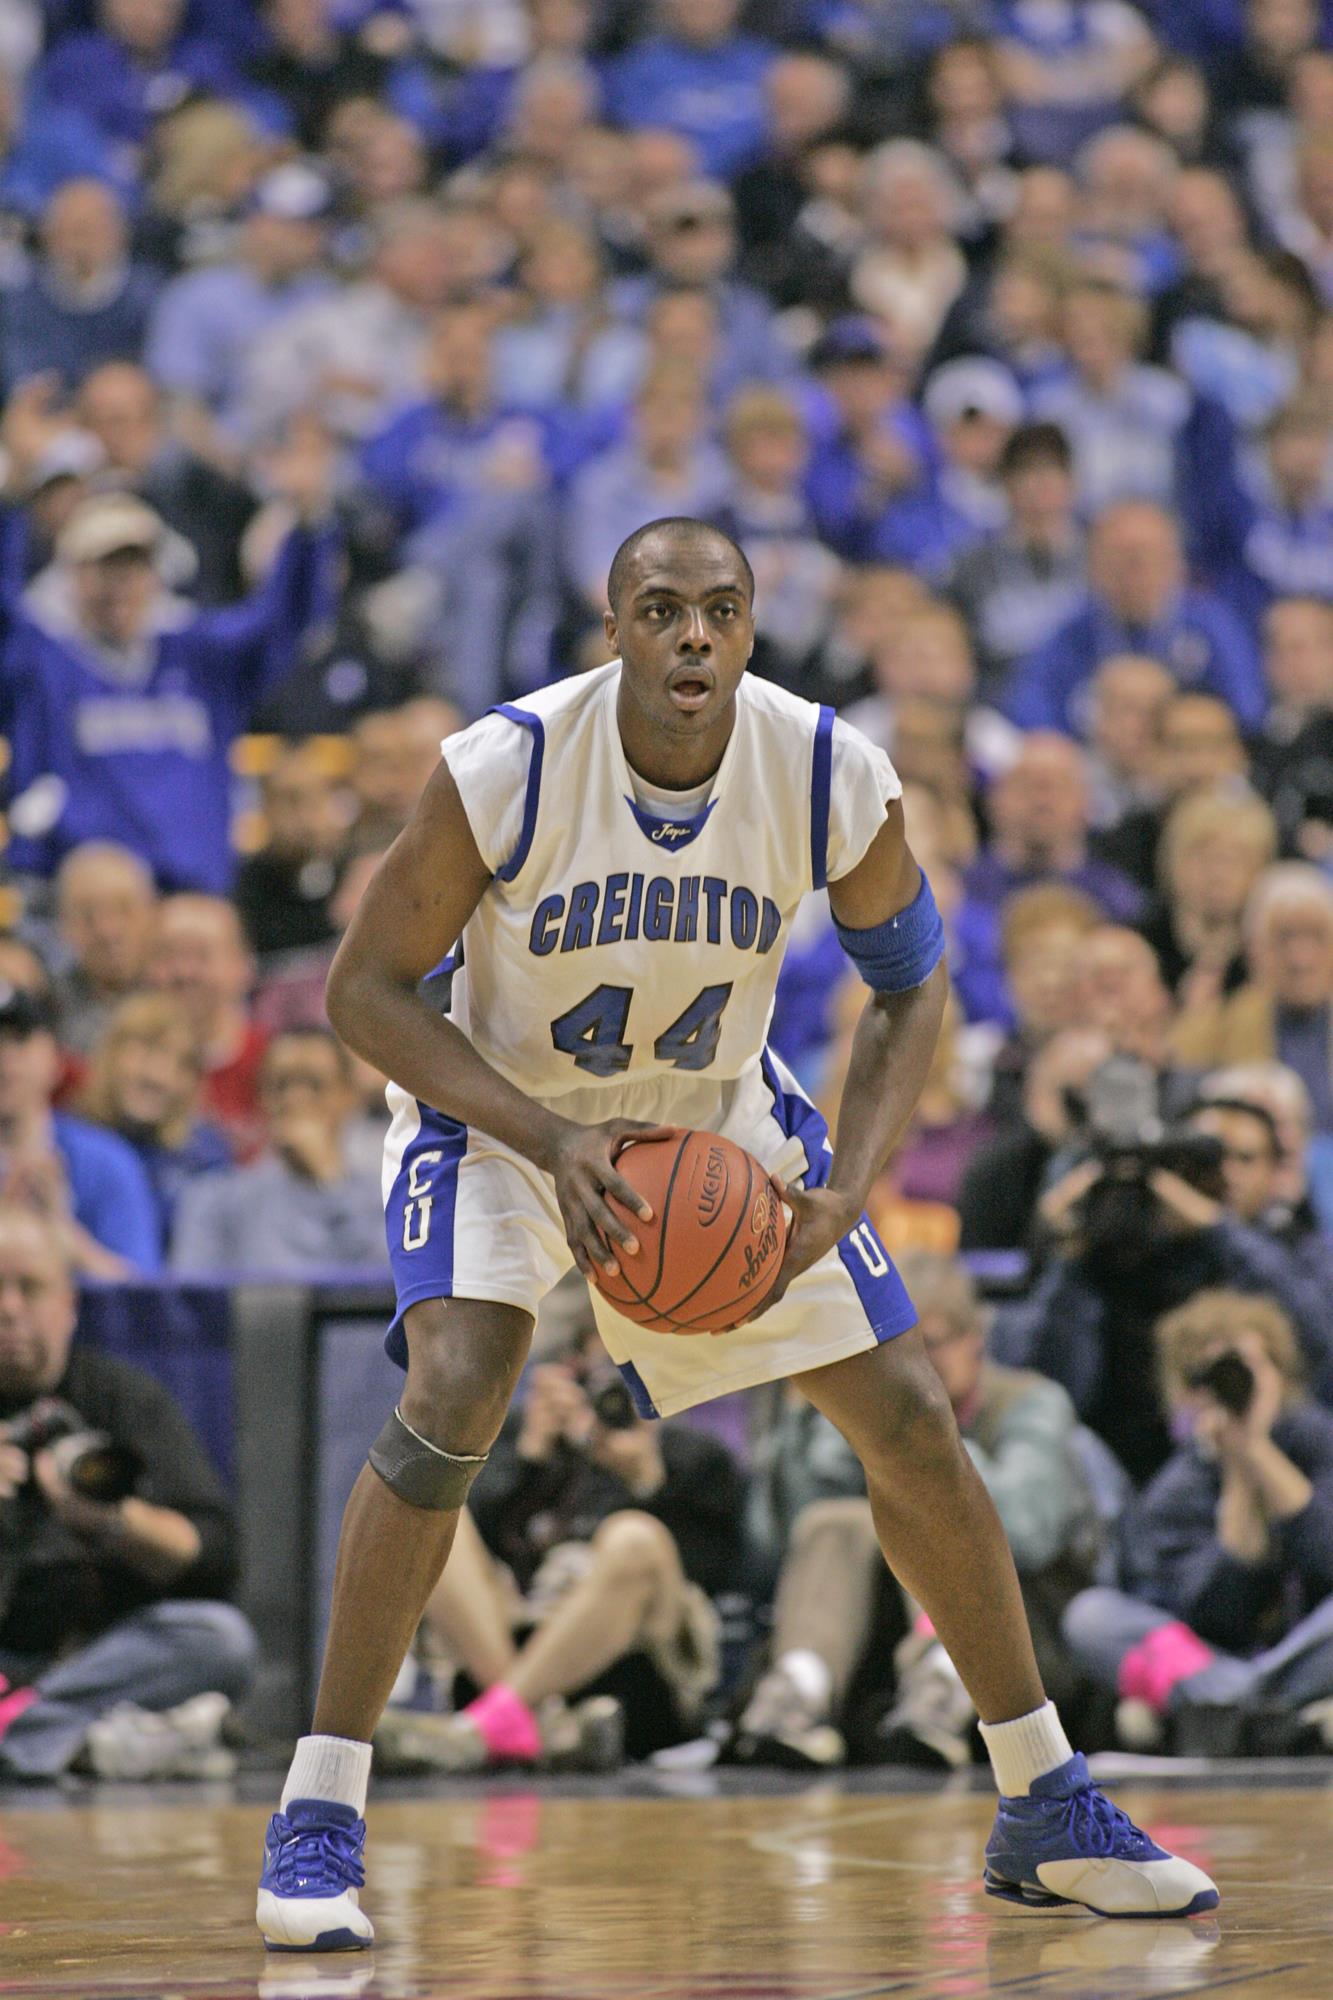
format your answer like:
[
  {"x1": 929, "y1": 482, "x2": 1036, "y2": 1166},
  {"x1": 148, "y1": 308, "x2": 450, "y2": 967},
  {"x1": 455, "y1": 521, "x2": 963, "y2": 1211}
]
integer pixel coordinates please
[
  {"x1": 644, "y1": 1134, "x2": 691, "y2": 1302},
  {"x1": 656, "y1": 1145, "x2": 755, "y2": 1319}
]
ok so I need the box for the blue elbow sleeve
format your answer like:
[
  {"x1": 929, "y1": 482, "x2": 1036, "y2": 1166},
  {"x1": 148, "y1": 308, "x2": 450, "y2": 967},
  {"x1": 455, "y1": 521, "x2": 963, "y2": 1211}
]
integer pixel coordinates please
[{"x1": 834, "y1": 872, "x2": 945, "y2": 993}]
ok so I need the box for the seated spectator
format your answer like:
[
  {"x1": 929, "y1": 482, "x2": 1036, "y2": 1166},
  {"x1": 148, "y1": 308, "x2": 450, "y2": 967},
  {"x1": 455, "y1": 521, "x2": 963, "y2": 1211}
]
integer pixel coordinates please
[
  {"x1": 1064, "y1": 1289, "x2": 1333, "y2": 1755},
  {"x1": 730, "y1": 50, "x2": 854, "y2": 290},
  {"x1": 945, "y1": 421, "x2": 1088, "y2": 702},
  {"x1": 1248, "y1": 596, "x2": 1333, "y2": 861},
  {"x1": 76, "y1": 363, "x2": 258, "y2": 605},
  {"x1": 849, "y1": 141, "x2": 969, "y2": 364},
  {"x1": 0, "y1": 1206, "x2": 255, "y2": 1781},
  {"x1": 0, "y1": 981, "x2": 159, "y2": 1275},
  {"x1": 1073, "y1": 124, "x2": 1182, "y2": 296},
  {"x1": 992, "y1": 0, "x2": 1157, "y2": 166},
  {"x1": 53, "y1": 841, "x2": 157, "y2": 1057},
  {"x1": 169, "y1": 1026, "x2": 388, "y2": 1274},
  {"x1": 711, "y1": 386, "x2": 841, "y2": 681},
  {"x1": 923, "y1": 37, "x2": 1020, "y2": 243},
  {"x1": 147, "y1": 894, "x2": 267, "y2": 1160},
  {"x1": 1006, "y1": 499, "x2": 1265, "y2": 734},
  {"x1": 77, "y1": 992, "x2": 231, "y2": 1256},
  {"x1": 1143, "y1": 787, "x2": 1277, "y2": 1009},
  {"x1": 1210, "y1": 392, "x2": 1333, "y2": 630},
  {"x1": 602, "y1": 0, "x2": 776, "y2": 183},
  {"x1": 347, "y1": 697, "x2": 458, "y2": 849},
  {"x1": 795, "y1": 561, "x2": 927, "y2": 711},
  {"x1": 1097, "y1": 688, "x2": 1251, "y2": 890},
  {"x1": 960, "y1": 1025, "x2": 1113, "y2": 1251},
  {"x1": 144, "y1": 158, "x2": 336, "y2": 449},
  {"x1": 802, "y1": 317, "x2": 934, "y2": 562},
  {"x1": 0, "y1": 53, "x2": 120, "y2": 225},
  {"x1": 1173, "y1": 863, "x2": 1333, "y2": 1130},
  {"x1": 1073, "y1": 924, "x2": 1187, "y2": 1080},
  {"x1": 734, "y1": 1255, "x2": 1098, "y2": 1769},
  {"x1": 875, "y1": 358, "x2": 1020, "y2": 582},
  {"x1": 955, "y1": 733, "x2": 1145, "y2": 1025},
  {"x1": 979, "y1": 882, "x2": 1103, "y2": 1113},
  {"x1": 842, "y1": 602, "x2": 1004, "y2": 789},
  {"x1": 32, "y1": 0, "x2": 239, "y2": 155},
  {"x1": 941, "y1": 245, "x2": 1071, "y2": 397},
  {"x1": 244, "y1": 0, "x2": 418, "y2": 155},
  {"x1": 490, "y1": 219, "x2": 642, "y2": 417},
  {"x1": 1201, "y1": 1057, "x2": 1333, "y2": 1234},
  {"x1": 565, "y1": 360, "x2": 729, "y2": 615},
  {"x1": 136, "y1": 97, "x2": 267, "y2": 272},
  {"x1": 0, "y1": 440, "x2": 335, "y2": 895},
  {"x1": 374, "y1": 1330, "x2": 747, "y2": 1770},
  {"x1": 1084, "y1": 653, "x2": 1174, "y2": 833},
  {"x1": 0, "y1": 179, "x2": 157, "y2": 395},
  {"x1": 234, "y1": 743, "x2": 350, "y2": 961}
]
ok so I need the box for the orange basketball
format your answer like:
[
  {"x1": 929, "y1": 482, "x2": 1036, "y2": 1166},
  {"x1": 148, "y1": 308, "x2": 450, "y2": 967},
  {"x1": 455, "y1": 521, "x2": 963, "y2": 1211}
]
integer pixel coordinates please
[{"x1": 590, "y1": 1131, "x2": 789, "y2": 1334}]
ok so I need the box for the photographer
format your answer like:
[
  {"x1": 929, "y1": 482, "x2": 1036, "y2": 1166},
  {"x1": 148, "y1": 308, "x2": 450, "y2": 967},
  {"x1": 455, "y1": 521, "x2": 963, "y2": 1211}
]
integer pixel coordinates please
[
  {"x1": 994, "y1": 1044, "x2": 1333, "y2": 1484},
  {"x1": 0, "y1": 1206, "x2": 256, "y2": 1781},
  {"x1": 1064, "y1": 1291, "x2": 1333, "y2": 1755},
  {"x1": 373, "y1": 1329, "x2": 748, "y2": 1771}
]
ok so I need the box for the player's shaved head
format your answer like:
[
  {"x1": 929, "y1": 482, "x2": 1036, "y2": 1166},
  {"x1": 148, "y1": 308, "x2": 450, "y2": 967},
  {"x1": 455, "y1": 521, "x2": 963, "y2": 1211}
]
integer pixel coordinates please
[{"x1": 607, "y1": 517, "x2": 754, "y2": 613}]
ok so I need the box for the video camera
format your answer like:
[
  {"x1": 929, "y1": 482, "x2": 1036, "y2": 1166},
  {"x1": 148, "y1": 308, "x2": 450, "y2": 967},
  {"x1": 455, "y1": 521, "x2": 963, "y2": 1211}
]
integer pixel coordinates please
[
  {"x1": 2, "y1": 1397, "x2": 144, "y2": 1506},
  {"x1": 1064, "y1": 1056, "x2": 1224, "y2": 1270}
]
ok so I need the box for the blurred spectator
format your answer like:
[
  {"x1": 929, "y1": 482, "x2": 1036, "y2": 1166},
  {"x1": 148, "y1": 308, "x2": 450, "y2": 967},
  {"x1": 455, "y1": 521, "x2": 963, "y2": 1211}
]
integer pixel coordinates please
[
  {"x1": 76, "y1": 363, "x2": 258, "y2": 604},
  {"x1": 53, "y1": 841, "x2": 157, "y2": 1057},
  {"x1": 1098, "y1": 688, "x2": 1251, "y2": 891},
  {"x1": 1006, "y1": 500, "x2": 1264, "y2": 734},
  {"x1": 1084, "y1": 652, "x2": 1174, "y2": 832},
  {"x1": 977, "y1": 881, "x2": 1103, "y2": 1113},
  {"x1": 376, "y1": 1326, "x2": 747, "y2": 1771},
  {"x1": 1144, "y1": 787, "x2": 1278, "y2": 1007},
  {"x1": 78, "y1": 991, "x2": 231, "y2": 1255},
  {"x1": 347, "y1": 697, "x2": 457, "y2": 848},
  {"x1": 1174, "y1": 863, "x2": 1333, "y2": 1130},
  {"x1": 146, "y1": 158, "x2": 335, "y2": 444},
  {"x1": 734, "y1": 1255, "x2": 1097, "y2": 1770},
  {"x1": 134, "y1": 98, "x2": 266, "y2": 273},
  {"x1": 730, "y1": 51, "x2": 853, "y2": 283},
  {"x1": 245, "y1": 0, "x2": 411, "y2": 153},
  {"x1": 876, "y1": 357, "x2": 1020, "y2": 582},
  {"x1": 803, "y1": 317, "x2": 933, "y2": 560},
  {"x1": 0, "y1": 980, "x2": 159, "y2": 1276},
  {"x1": 603, "y1": 0, "x2": 776, "y2": 182},
  {"x1": 1072, "y1": 924, "x2": 1184, "y2": 1075},
  {"x1": 992, "y1": 0, "x2": 1157, "y2": 165},
  {"x1": 858, "y1": 994, "x2": 996, "y2": 1249},
  {"x1": 1073, "y1": 124, "x2": 1181, "y2": 295},
  {"x1": 711, "y1": 386, "x2": 841, "y2": 680},
  {"x1": 945, "y1": 422, "x2": 1087, "y2": 703},
  {"x1": 0, "y1": 437, "x2": 334, "y2": 894},
  {"x1": 0, "y1": 57, "x2": 119, "y2": 224},
  {"x1": 32, "y1": 0, "x2": 240, "y2": 154},
  {"x1": 960, "y1": 1025, "x2": 1113, "y2": 1251},
  {"x1": 146, "y1": 894, "x2": 266, "y2": 1160},
  {"x1": 849, "y1": 141, "x2": 969, "y2": 363},
  {"x1": 1248, "y1": 596, "x2": 1333, "y2": 860},
  {"x1": 170, "y1": 1026, "x2": 388, "y2": 1274},
  {"x1": 490, "y1": 219, "x2": 642, "y2": 417},
  {"x1": 0, "y1": 1206, "x2": 255, "y2": 1781},
  {"x1": 796, "y1": 561, "x2": 926, "y2": 711},
  {"x1": 565, "y1": 360, "x2": 729, "y2": 614},
  {"x1": 1, "y1": 180, "x2": 156, "y2": 394},
  {"x1": 1064, "y1": 1290, "x2": 1333, "y2": 1754},
  {"x1": 1210, "y1": 391, "x2": 1333, "y2": 628},
  {"x1": 923, "y1": 37, "x2": 1020, "y2": 242},
  {"x1": 233, "y1": 742, "x2": 349, "y2": 960},
  {"x1": 240, "y1": 199, "x2": 464, "y2": 445}
]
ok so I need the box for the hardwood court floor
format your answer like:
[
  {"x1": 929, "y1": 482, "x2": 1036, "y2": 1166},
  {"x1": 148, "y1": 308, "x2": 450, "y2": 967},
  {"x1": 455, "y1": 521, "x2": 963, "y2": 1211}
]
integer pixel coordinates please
[{"x1": 0, "y1": 1765, "x2": 1329, "y2": 1999}]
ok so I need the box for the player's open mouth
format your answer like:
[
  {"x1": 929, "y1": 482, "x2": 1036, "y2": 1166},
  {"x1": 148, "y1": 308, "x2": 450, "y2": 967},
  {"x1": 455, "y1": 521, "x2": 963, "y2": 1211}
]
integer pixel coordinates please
[{"x1": 668, "y1": 667, "x2": 713, "y2": 711}]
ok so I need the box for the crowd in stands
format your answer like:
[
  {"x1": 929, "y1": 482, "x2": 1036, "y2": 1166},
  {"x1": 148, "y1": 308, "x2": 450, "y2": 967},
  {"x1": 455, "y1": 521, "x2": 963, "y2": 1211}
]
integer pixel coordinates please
[{"x1": 1, "y1": 0, "x2": 1333, "y2": 1783}]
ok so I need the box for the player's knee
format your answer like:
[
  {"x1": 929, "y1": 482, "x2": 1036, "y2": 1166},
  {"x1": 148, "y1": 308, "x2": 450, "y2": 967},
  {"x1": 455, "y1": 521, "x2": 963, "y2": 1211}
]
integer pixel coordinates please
[
  {"x1": 400, "y1": 1300, "x2": 524, "y2": 1455},
  {"x1": 859, "y1": 1361, "x2": 961, "y2": 1488},
  {"x1": 590, "y1": 1510, "x2": 679, "y2": 1582}
]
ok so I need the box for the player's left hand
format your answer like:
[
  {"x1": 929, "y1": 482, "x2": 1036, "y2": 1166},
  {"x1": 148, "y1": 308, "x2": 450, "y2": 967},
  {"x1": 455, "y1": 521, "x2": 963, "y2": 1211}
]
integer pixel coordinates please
[{"x1": 738, "y1": 1180, "x2": 859, "y2": 1323}]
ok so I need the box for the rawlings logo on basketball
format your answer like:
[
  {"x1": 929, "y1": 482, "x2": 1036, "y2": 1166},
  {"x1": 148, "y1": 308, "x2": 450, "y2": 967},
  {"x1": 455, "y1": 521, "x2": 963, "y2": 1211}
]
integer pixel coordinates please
[
  {"x1": 750, "y1": 1192, "x2": 770, "y2": 1233},
  {"x1": 697, "y1": 1146, "x2": 728, "y2": 1225},
  {"x1": 738, "y1": 1202, "x2": 783, "y2": 1288}
]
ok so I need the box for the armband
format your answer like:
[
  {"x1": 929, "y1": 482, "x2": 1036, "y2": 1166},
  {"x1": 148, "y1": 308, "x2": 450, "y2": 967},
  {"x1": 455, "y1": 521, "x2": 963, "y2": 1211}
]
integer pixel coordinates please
[{"x1": 834, "y1": 871, "x2": 945, "y2": 993}]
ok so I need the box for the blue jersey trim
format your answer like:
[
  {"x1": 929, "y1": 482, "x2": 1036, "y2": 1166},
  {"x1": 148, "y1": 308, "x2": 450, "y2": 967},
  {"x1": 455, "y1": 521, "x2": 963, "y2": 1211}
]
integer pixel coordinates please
[
  {"x1": 623, "y1": 794, "x2": 718, "y2": 851},
  {"x1": 810, "y1": 705, "x2": 834, "y2": 890},
  {"x1": 489, "y1": 703, "x2": 545, "y2": 884},
  {"x1": 615, "y1": 1359, "x2": 662, "y2": 1420},
  {"x1": 760, "y1": 1047, "x2": 831, "y2": 1188}
]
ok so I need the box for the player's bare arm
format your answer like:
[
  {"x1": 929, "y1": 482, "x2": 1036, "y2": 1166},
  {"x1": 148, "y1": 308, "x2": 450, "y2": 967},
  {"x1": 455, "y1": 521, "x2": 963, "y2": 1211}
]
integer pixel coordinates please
[
  {"x1": 326, "y1": 759, "x2": 674, "y2": 1280},
  {"x1": 762, "y1": 799, "x2": 947, "y2": 1311}
]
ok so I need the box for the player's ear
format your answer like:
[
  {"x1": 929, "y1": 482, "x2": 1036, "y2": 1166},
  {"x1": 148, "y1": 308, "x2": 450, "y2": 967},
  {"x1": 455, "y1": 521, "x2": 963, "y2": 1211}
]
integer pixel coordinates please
[{"x1": 604, "y1": 607, "x2": 619, "y2": 653}]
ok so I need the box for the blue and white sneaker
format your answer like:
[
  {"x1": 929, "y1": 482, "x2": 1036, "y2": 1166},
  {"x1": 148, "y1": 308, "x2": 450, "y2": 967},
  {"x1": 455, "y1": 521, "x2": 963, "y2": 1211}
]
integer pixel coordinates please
[
  {"x1": 984, "y1": 1754, "x2": 1219, "y2": 1918},
  {"x1": 257, "y1": 1799, "x2": 375, "y2": 1952}
]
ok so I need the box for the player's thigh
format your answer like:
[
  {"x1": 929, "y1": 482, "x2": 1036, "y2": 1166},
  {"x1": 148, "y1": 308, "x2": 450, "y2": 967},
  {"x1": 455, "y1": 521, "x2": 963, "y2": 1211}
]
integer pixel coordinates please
[{"x1": 400, "y1": 1295, "x2": 535, "y2": 1454}]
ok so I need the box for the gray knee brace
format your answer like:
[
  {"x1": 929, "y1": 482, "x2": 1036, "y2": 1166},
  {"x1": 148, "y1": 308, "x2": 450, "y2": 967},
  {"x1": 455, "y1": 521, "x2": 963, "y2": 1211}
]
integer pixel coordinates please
[{"x1": 368, "y1": 1406, "x2": 488, "y2": 1510}]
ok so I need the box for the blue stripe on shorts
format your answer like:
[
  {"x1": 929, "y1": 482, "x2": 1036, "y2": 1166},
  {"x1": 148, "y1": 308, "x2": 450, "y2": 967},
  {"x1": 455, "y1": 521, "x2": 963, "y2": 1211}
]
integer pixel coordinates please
[{"x1": 384, "y1": 1102, "x2": 469, "y2": 1368}]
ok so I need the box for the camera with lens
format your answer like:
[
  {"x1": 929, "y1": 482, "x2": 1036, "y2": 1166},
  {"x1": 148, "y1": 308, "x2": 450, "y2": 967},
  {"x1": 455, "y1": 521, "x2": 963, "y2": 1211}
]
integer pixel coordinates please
[
  {"x1": 587, "y1": 1372, "x2": 639, "y2": 1432},
  {"x1": 1186, "y1": 1350, "x2": 1255, "y2": 1418},
  {"x1": 2, "y1": 1397, "x2": 144, "y2": 1505},
  {"x1": 1064, "y1": 1056, "x2": 1224, "y2": 1268}
]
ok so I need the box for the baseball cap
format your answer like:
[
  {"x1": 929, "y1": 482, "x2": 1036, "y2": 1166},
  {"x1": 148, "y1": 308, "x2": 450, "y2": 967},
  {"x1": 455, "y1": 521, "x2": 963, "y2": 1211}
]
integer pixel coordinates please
[
  {"x1": 248, "y1": 160, "x2": 334, "y2": 223},
  {"x1": 923, "y1": 357, "x2": 1024, "y2": 430},
  {"x1": 0, "y1": 981, "x2": 54, "y2": 1037},
  {"x1": 56, "y1": 493, "x2": 166, "y2": 567},
  {"x1": 807, "y1": 316, "x2": 895, "y2": 370},
  {"x1": 29, "y1": 428, "x2": 106, "y2": 495}
]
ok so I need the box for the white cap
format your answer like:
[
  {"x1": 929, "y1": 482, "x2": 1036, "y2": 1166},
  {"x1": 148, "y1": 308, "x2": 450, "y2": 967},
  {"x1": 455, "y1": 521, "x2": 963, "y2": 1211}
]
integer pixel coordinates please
[{"x1": 923, "y1": 357, "x2": 1023, "y2": 430}]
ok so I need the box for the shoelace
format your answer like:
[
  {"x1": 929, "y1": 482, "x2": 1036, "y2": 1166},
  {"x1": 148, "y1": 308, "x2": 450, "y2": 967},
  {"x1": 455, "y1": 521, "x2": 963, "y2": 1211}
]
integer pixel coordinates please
[
  {"x1": 269, "y1": 1815, "x2": 366, "y2": 1893},
  {"x1": 1060, "y1": 1783, "x2": 1151, "y2": 1859}
]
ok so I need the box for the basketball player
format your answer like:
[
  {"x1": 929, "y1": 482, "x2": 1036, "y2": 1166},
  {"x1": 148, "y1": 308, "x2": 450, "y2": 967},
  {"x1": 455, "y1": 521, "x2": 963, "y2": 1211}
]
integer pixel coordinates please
[{"x1": 258, "y1": 519, "x2": 1218, "y2": 1949}]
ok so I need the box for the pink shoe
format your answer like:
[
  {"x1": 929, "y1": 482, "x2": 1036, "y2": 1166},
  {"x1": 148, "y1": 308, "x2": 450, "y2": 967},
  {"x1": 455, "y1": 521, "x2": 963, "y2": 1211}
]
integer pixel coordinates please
[{"x1": 1118, "y1": 1623, "x2": 1216, "y2": 1714}]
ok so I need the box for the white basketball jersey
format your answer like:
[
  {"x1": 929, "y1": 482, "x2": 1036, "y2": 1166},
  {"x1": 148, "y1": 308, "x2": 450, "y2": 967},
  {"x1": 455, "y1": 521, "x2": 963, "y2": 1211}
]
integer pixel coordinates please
[{"x1": 440, "y1": 662, "x2": 900, "y2": 1102}]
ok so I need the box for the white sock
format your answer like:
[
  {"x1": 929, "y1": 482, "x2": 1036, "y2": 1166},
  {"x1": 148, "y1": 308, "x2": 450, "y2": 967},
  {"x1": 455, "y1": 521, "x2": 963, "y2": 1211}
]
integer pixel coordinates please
[
  {"x1": 282, "y1": 1734, "x2": 372, "y2": 1816},
  {"x1": 777, "y1": 1649, "x2": 833, "y2": 1717},
  {"x1": 978, "y1": 1702, "x2": 1074, "y2": 1797}
]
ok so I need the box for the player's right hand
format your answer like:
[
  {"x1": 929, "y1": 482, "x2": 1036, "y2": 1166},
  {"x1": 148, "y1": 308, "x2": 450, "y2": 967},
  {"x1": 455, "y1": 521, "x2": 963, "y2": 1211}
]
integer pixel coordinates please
[{"x1": 549, "y1": 1120, "x2": 679, "y2": 1280}]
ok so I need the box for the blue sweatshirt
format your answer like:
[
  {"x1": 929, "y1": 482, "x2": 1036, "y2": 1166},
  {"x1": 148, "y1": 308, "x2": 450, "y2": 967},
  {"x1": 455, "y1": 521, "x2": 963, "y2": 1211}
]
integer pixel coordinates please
[
  {"x1": 0, "y1": 519, "x2": 334, "y2": 893},
  {"x1": 604, "y1": 34, "x2": 774, "y2": 179},
  {"x1": 52, "y1": 1112, "x2": 161, "y2": 1272}
]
